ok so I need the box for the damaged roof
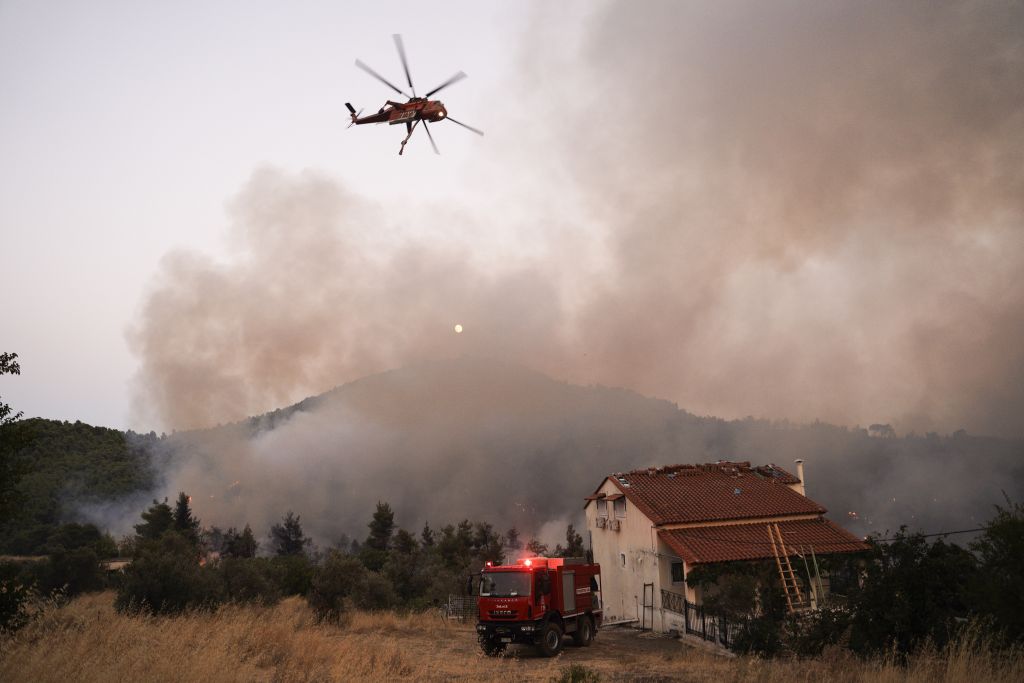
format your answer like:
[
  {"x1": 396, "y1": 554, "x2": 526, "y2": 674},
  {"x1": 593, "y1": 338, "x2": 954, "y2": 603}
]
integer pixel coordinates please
[{"x1": 588, "y1": 461, "x2": 824, "y2": 525}]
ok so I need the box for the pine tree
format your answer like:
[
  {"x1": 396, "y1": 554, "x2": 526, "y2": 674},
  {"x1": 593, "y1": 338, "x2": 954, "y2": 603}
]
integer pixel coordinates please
[
  {"x1": 421, "y1": 522, "x2": 435, "y2": 547},
  {"x1": 506, "y1": 526, "x2": 521, "y2": 550},
  {"x1": 526, "y1": 538, "x2": 549, "y2": 556},
  {"x1": 361, "y1": 502, "x2": 396, "y2": 571},
  {"x1": 172, "y1": 492, "x2": 200, "y2": 544},
  {"x1": 134, "y1": 499, "x2": 173, "y2": 540},
  {"x1": 224, "y1": 524, "x2": 258, "y2": 558},
  {"x1": 366, "y1": 501, "x2": 395, "y2": 551},
  {"x1": 392, "y1": 528, "x2": 418, "y2": 556},
  {"x1": 562, "y1": 523, "x2": 585, "y2": 557},
  {"x1": 473, "y1": 522, "x2": 504, "y2": 565},
  {"x1": 269, "y1": 511, "x2": 310, "y2": 556}
]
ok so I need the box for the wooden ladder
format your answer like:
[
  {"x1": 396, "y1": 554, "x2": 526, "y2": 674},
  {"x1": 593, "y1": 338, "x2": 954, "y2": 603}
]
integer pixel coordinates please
[{"x1": 767, "y1": 523, "x2": 806, "y2": 612}]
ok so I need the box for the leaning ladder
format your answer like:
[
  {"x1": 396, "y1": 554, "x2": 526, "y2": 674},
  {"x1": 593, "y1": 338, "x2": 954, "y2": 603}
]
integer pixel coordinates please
[{"x1": 768, "y1": 523, "x2": 806, "y2": 612}]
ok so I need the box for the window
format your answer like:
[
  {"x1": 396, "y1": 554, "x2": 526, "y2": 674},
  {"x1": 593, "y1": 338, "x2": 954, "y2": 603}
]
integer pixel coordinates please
[
  {"x1": 613, "y1": 497, "x2": 626, "y2": 519},
  {"x1": 619, "y1": 552, "x2": 626, "y2": 568},
  {"x1": 479, "y1": 572, "x2": 532, "y2": 597},
  {"x1": 597, "y1": 499, "x2": 608, "y2": 518},
  {"x1": 671, "y1": 561, "x2": 684, "y2": 583}
]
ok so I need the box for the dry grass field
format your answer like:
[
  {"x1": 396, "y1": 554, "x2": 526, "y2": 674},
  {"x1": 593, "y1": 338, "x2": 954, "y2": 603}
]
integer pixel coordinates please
[{"x1": 1, "y1": 592, "x2": 1021, "y2": 682}]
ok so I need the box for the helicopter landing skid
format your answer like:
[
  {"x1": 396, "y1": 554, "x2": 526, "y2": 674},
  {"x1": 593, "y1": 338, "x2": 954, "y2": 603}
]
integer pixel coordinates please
[{"x1": 399, "y1": 119, "x2": 420, "y2": 155}]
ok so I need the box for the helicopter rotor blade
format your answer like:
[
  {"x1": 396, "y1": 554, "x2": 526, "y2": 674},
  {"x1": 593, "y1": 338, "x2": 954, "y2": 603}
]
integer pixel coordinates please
[
  {"x1": 446, "y1": 116, "x2": 484, "y2": 136},
  {"x1": 424, "y1": 71, "x2": 467, "y2": 98},
  {"x1": 422, "y1": 120, "x2": 440, "y2": 154},
  {"x1": 393, "y1": 34, "x2": 416, "y2": 97},
  {"x1": 355, "y1": 59, "x2": 409, "y2": 97}
]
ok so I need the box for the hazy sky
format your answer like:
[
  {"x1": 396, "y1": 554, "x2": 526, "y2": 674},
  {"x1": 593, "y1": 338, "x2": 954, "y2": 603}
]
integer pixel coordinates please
[{"x1": 3, "y1": 1, "x2": 1022, "y2": 438}]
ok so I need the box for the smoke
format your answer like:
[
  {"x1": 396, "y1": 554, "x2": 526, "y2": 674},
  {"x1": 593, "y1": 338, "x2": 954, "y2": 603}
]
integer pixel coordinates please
[
  {"x1": 542, "y1": 0, "x2": 1024, "y2": 438},
  {"x1": 124, "y1": 2, "x2": 1024, "y2": 541},
  {"x1": 132, "y1": 2, "x2": 1023, "y2": 438},
  {"x1": 128, "y1": 168, "x2": 568, "y2": 430}
]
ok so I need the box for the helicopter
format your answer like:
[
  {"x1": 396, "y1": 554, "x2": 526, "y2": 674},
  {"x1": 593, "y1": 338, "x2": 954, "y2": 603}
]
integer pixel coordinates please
[{"x1": 346, "y1": 34, "x2": 483, "y2": 156}]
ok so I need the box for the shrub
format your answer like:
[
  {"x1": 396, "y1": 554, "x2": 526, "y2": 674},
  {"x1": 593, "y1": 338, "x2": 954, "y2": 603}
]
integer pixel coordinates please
[
  {"x1": 848, "y1": 530, "x2": 976, "y2": 656},
  {"x1": 308, "y1": 552, "x2": 367, "y2": 622},
  {"x1": 46, "y1": 546, "x2": 105, "y2": 595},
  {"x1": 779, "y1": 607, "x2": 852, "y2": 656},
  {"x1": 268, "y1": 554, "x2": 313, "y2": 596},
  {"x1": 0, "y1": 578, "x2": 35, "y2": 633},
  {"x1": 351, "y1": 570, "x2": 397, "y2": 610},
  {"x1": 218, "y1": 558, "x2": 280, "y2": 606},
  {"x1": 550, "y1": 664, "x2": 601, "y2": 683},
  {"x1": 733, "y1": 615, "x2": 784, "y2": 656},
  {"x1": 115, "y1": 532, "x2": 222, "y2": 614}
]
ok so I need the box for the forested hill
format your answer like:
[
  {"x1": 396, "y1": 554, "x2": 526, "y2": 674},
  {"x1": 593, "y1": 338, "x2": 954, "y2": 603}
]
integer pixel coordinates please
[
  {"x1": 3, "y1": 357, "x2": 1023, "y2": 552},
  {"x1": 0, "y1": 419, "x2": 155, "y2": 553}
]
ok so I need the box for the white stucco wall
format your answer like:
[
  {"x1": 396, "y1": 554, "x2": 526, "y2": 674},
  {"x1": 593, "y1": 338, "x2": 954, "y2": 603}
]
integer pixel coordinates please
[{"x1": 585, "y1": 479, "x2": 695, "y2": 633}]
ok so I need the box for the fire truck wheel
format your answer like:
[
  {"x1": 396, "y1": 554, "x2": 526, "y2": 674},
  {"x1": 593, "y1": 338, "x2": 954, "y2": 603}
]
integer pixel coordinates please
[
  {"x1": 539, "y1": 622, "x2": 564, "y2": 657},
  {"x1": 480, "y1": 638, "x2": 507, "y2": 657},
  {"x1": 575, "y1": 616, "x2": 594, "y2": 646}
]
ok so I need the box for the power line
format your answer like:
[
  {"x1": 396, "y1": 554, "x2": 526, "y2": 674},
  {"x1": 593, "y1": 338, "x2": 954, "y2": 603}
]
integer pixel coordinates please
[
  {"x1": 870, "y1": 526, "x2": 989, "y2": 543},
  {"x1": 658, "y1": 524, "x2": 990, "y2": 552}
]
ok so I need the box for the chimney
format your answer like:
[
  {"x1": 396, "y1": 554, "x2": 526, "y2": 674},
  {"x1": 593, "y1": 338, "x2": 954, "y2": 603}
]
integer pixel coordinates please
[{"x1": 794, "y1": 459, "x2": 806, "y2": 496}]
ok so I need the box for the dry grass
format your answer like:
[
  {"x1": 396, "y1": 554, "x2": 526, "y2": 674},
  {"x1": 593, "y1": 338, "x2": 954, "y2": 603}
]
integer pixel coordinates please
[{"x1": 1, "y1": 593, "x2": 1021, "y2": 682}]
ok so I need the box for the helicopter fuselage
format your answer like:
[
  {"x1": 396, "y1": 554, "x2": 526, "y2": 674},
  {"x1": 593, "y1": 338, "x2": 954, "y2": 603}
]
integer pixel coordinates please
[{"x1": 352, "y1": 98, "x2": 448, "y2": 126}]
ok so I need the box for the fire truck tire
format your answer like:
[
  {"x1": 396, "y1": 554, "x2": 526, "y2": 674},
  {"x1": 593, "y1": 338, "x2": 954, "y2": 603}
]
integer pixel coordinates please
[
  {"x1": 539, "y1": 622, "x2": 563, "y2": 657},
  {"x1": 573, "y1": 615, "x2": 594, "y2": 646},
  {"x1": 480, "y1": 638, "x2": 507, "y2": 657}
]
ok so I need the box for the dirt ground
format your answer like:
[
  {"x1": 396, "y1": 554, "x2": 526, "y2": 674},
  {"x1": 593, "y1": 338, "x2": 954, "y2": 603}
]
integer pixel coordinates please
[{"x1": 400, "y1": 618, "x2": 727, "y2": 681}]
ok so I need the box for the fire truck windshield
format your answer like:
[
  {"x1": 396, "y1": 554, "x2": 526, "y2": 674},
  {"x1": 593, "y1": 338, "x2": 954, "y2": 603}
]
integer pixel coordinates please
[{"x1": 479, "y1": 571, "x2": 531, "y2": 597}]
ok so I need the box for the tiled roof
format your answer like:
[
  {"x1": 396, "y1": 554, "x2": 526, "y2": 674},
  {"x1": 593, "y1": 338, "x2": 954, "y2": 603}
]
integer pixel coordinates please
[
  {"x1": 659, "y1": 518, "x2": 869, "y2": 565},
  {"x1": 596, "y1": 462, "x2": 824, "y2": 525}
]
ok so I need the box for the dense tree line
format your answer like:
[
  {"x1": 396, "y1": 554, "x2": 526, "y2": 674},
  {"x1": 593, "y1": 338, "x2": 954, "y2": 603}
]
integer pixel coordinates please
[{"x1": 110, "y1": 497, "x2": 582, "y2": 619}]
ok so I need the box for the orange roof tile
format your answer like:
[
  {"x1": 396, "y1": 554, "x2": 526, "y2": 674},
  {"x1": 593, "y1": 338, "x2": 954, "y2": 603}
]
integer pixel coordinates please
[
  {"x1": 659, "y1": 518, "x2": 869, "y2": 565},
  {"x1": 596, "y1": 462, "x2": 823, "y2": 524}
]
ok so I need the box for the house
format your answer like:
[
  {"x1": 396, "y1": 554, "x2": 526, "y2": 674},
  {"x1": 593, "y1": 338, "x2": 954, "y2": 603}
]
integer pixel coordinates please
[{"x1": 584, "y1": 461, "x2": 867, "y2": 634}]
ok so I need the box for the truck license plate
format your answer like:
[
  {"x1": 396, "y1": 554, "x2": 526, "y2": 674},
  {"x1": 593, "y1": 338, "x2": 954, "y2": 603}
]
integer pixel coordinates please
[{"x1": 500, "y1": 637, "x2": 512, "y2": 643}]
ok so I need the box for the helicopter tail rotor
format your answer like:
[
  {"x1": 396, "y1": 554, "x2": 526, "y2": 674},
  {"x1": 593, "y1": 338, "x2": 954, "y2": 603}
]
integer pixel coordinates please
[{"x1": 345, "y1": 103, "x2": 364, "y2": 128}]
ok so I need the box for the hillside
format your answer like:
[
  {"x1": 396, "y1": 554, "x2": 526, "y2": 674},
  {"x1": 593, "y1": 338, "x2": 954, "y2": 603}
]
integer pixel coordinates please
[
  {"x1": 4, "y1": 356, "x2": 1023, "y2": 549},
  {"x1": 0, "y1": 419, "x2": 155, "y2": 553}
]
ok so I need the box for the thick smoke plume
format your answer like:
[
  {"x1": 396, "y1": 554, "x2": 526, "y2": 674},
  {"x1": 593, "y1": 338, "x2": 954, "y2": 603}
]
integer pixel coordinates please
[
  {"x1": 544, "y1": 0, "x2": 1024, "y2": 438},
  {"x1": 129, "y1": 169, "x2": 567, "y2": 430},
  {"x1": 133, "y1": 2, "x2": 1024, "y2": 438},
  {"x1": 125, "y1": 2, "x2": 1024, "y2": 543}
]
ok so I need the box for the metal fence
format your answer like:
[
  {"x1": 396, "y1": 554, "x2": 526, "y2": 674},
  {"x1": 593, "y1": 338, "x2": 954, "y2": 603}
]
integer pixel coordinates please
[
  {"x1": 444, "y1": 594, "x2": 479, "y2": 622},
  {"x1": 661, "y1": 590, "x2": 747, "y2": 650}
]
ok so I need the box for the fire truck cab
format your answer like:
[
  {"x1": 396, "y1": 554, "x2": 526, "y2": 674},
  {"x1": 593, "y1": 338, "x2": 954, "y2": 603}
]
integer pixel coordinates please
[{"x1": 475, "y1": 557, "x2": 603, "y2": 657}]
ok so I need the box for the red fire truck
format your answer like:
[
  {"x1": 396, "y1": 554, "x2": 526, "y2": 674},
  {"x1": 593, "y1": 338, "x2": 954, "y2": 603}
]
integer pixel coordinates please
[{"x1": 475, "y1": 557, "x2": 603, "y2": 657}]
